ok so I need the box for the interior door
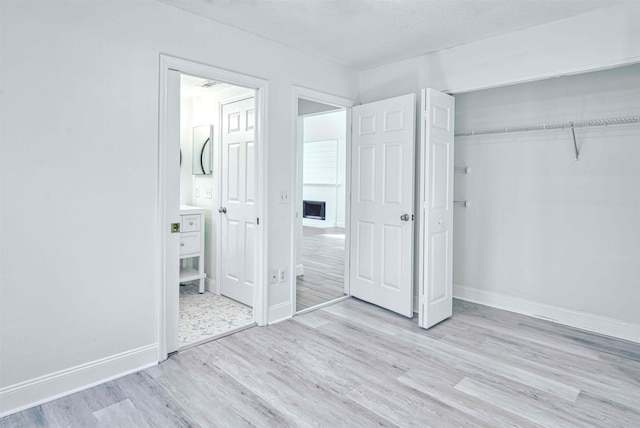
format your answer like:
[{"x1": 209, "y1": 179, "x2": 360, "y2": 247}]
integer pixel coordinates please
[
  {"x1": 349, "y1": 94, "x2": 416, "y2": 317},
  {"x1": 418, "y1": 88, "x2": 455, "y2": 329},
  {"x1": 220, "y1": 96, "x2": 256, "y2": 307},
  {"x1": 165, "y1": 69, "x2": 181, "y2": 354}
]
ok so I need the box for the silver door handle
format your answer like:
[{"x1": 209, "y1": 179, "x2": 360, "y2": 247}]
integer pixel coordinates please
[
  {"x1": 218, "y1": 207, "x2": 227, "y2": 214},
  {"x1": 400, "y1": 213, "x2": 410, "y2": 222}
]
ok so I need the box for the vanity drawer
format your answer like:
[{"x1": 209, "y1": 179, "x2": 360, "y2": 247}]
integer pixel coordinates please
[
  {"x1": 181, "y1": 214, "x2": 201, "y2": 232},
  {"x1": 179, "y1": 232, "x2": 200, "y2": 255}
]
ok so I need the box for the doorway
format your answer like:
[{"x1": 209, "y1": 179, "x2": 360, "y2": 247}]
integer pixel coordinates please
[
  {"x1": 293, "y1": 92, "x2": 353, "y2": 313},
  {"x1": 159, "y1": 56, "x2": 268, "y2": 360},
  {"x1": 177, "y1": 75, "x2": 256, "y2": 349}
]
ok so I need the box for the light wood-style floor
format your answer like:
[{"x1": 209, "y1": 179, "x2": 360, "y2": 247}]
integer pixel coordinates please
[
  {"x1": 3, "y1": 298, "x2": 639, "y2": 427},
  {"x1": 296, "y1": 226, "x2": 346, "y2": 312}
]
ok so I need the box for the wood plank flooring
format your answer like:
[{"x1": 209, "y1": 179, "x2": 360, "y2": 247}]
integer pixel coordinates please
[
  {"x1": 3, "y1": 298, "x2": 640, "y2": 427},
  {"x1": 296, "y1": 226, "x2": 346, "y2": 312}
]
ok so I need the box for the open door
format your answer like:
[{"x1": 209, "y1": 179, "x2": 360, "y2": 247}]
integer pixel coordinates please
[
  {"x1": 219, "y1": 95, "x2": 256, "y2": 307},
  {"x1": 349, "y1": 94, "x2": 416, "y2": 317},
  {"x1": 418, "y1": 88, "x2": 455, "y2": 329}
]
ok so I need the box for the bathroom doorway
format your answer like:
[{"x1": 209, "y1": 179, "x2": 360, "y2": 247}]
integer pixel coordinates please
[
  {"x1": 177, "y1": 75, "x2": 256, "y2": 349},
  {"x1": 159, "y1": 56, "x2": 268, "y2": 359}
]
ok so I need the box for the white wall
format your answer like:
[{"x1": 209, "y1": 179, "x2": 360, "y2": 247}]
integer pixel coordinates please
[
  {"x1": 359, "y1": 2, "x2": 640, "y2": 101},
  {"x1": 358, "y1": 2, "x2": 640, "y2": 340},
  {"x1": 0, "y1": 0, "x2": 357, "y2": 415},
  {"x1": 179, "y1": 96, "x2": 194, "y2": 206}
]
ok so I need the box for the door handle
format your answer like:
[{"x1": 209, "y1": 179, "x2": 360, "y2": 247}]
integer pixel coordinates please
[
  {"x1": 400, "y1": 213, "x2": 410, "y2": 222},
  {"x1": 218, "y1": 207, "x2": 227, "y2": 214}
]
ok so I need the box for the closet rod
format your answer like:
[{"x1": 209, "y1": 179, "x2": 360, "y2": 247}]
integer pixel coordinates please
[{"x1": 455, "y1": 115, "x2": 640, "y2": 137}]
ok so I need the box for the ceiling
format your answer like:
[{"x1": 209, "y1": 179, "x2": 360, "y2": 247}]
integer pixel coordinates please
[{"x1": 155, "y1": 0, "x2": 625, "y2": 70}]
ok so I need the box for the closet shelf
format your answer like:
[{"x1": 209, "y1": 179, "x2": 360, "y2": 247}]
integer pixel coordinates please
[{"x1": 455, "y1": 115, "x2": 640, "y2": 137}]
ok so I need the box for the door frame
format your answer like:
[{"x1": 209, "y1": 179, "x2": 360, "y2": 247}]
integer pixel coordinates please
[
  {"x1": 158, "y1": 54, "x2": 269, "y2": 361},
  {"x1": 290, "y1": 86, "x2": 356, "y2": 316}
]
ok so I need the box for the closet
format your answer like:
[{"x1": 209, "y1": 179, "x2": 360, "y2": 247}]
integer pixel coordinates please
[{"x1": 451, "y1": 64, "x2": 640, "y2": 338}]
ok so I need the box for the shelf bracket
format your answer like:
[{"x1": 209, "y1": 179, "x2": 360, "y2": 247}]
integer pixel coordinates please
[{"x1": 570, "y1": 123, "x2": 580, "y2": 161}]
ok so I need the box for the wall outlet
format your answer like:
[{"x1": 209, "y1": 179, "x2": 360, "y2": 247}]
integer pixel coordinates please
[
  {"x1": 269, "y1": 269, "x2": 279, "y2": 285},
  {"x1": 279, "y1": 268, "x2": 287, "y2": 283},
  {"x1": 206, "y1": 187, "x2": 212, "y2": 199},
  {"x1": 195, "y1": 186, "x2": 200, "y2": 197},
  {"x1": 278, "y1": 190, "x2": 289, "y2": 204}
]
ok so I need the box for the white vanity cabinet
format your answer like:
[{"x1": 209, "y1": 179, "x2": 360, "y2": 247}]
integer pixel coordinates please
[{"x1": 179, "y1": 205, "x2": 206, "y2": 293}]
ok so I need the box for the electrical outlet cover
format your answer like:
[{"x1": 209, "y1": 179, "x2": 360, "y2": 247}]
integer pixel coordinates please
[{"x1": 269, "y1": 269, "x2": 279, "y2": 285}]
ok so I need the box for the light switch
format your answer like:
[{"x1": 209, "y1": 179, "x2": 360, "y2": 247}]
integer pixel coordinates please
[
  {"x1": 206, "y1": 187, "x2": 212, "y2": 199},
  {"x1": 278, "y1": 190, "x2": 289, "y2": 204}
]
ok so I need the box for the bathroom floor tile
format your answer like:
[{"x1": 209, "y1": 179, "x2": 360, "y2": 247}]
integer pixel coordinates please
[{"x1": 179, "y1": 283, "x2": 254, "y2": 347}]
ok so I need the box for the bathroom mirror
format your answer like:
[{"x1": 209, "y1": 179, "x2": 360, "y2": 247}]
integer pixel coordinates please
[{"x1": 193, "y1": 124, "x2": 213, "y2": 175}]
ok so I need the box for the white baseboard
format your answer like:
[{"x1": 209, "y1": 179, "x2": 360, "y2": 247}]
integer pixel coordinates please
[
  {"x1": 296, "y1": 264, "x2": 304, "y2": 277},
  {"x1": 302, "y1": 219, "x2": 337, "y2": 228},
  {"x1": 205, "y1": 277, "x2": 217, "y2": 294},
  {"x1": 268, "y1": 301, "x2": 293, "y2": 325},
  {"x1": 454, "y1": 284, "x2": 640, "y2": 343},
  {"x1": 0, "y1": 344, "x2": 158, "y2": 417}
]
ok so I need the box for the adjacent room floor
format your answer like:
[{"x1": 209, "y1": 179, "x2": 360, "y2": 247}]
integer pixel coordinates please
[
  {"x1": 296, "y1": 226, "x2": 346, "y2": 312},
  {"x1": 6, "y1": 298, "x2": 639, "y2": 426},
  {"x1": 179, "y1": 283, "x2": 254, "y2": 348}
]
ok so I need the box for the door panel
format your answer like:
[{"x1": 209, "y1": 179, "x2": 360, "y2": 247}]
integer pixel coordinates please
[
  {"x1": 382, "y1": 224, "x2": 402, "y2": 289},
  {"x1": 383, "y1": 142, "x2": 403, "y2": 204},
  {"x1": 419, "y1": 88, "x2": 455, "y2": 329},
  {"x1": 220, "y1": 96, "x2": 256, "y2": 306},
  {"x1": 349, "y1": 94, "x2": 416, "y2": 317}
]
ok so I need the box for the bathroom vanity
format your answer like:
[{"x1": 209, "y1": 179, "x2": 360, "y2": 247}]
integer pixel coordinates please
[{"x1": 179, "y1": 205, "x2": 206, "y2": 293}]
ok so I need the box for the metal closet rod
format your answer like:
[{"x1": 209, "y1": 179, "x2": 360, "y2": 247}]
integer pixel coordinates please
[{"x1": 455, "y1": 115, "x2": 640, "y2": 137}]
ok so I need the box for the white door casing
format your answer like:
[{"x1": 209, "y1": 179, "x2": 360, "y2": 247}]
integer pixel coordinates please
[
  {"x1": 418, "y1": 88, "x2": 455, "y2": 329},
  {"x1": 164, "y1": 69, "x2": 181, "y2": 354},
  {"x1": 349, "y1": 94, "x2": 416, "y2": 317},
  {"x1": 220, "y1": 96, "x2": 256, "y2": 307}
]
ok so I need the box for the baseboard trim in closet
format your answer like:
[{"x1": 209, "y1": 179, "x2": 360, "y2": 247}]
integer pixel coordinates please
[{"x1": 454, "y1": 284, "x2": 640, "y2": 343}]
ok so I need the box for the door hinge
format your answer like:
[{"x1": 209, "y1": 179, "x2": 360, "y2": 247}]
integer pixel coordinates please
[
  {"x1": 257, "y1": 217, "x2": 260, "y2": 225},
  {"x1": 412, "y1": 214, "x2": 415, "y2": 221}
]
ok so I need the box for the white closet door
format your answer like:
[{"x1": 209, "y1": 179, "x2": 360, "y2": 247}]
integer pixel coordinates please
[
  {"x1": 349, "y1": 94, "x2": 416, "y2": 317},
  {"x1": 419, "y1": 88, "x2": 455, "y2": 329}
]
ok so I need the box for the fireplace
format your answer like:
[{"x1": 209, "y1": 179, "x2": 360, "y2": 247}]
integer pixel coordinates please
[{"x1": 302, "y1": 200, "x2": 326, "y2": 220}]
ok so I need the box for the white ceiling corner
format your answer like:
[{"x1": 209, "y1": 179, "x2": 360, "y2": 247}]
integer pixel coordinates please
[{"x1": 155, "y1": 0, "x2": 626, "y2": 70}]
